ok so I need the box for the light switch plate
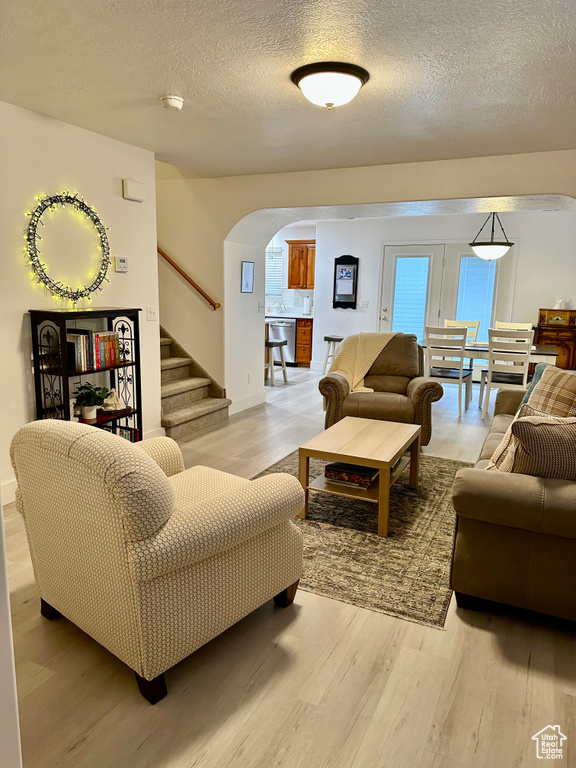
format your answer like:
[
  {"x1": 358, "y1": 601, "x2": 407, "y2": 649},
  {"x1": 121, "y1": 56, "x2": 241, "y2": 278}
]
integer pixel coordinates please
[
  {"x1": 114, "y1": 256, "x2": 128, "y2": 272},
  {"x1": 146, "y1": 307, "x2": 158, "y2": 321},
  {"x1": 360, "y1": 300, "x2": 369, "y2": 308},
  {"x1": 258, "y1": 302, "x2": 265, "y2": 313}
]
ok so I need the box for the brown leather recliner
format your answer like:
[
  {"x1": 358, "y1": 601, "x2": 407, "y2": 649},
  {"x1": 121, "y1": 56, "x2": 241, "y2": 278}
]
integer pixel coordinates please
[{"x1": 318, "y1": 332, "x2": 443, "y2": 446}]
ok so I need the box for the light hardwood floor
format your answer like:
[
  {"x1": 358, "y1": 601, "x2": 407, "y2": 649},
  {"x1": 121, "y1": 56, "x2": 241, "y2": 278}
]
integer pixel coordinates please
[{"x1": 4, "y1": 370, "x2": 576, "y2": 768}]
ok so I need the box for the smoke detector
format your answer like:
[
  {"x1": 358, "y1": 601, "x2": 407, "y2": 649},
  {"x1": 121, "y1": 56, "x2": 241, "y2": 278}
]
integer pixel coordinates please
[{"x1": 160, "y1": 95, "x2": 184, "y2": 111}]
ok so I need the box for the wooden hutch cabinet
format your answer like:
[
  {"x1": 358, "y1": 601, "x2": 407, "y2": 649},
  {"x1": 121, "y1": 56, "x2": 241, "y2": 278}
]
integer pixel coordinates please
[
  {"x1": 534, "y1": 308, "x2": 576, "y2": 370},
  {"x1": 286, "y1": 240, "x2": 315, "y2": 289}
]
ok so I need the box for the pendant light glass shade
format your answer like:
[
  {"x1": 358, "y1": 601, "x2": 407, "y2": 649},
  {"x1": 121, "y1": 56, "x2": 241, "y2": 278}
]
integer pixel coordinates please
[
  {"x1": 291, "y1": 62, "x2": 370, "y2": 109},
  {"x1": 469, "y1": 212, "x2": 514, "y2": 261}
]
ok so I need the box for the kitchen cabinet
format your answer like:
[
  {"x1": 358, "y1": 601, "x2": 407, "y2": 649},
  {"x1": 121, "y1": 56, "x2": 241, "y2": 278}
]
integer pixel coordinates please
[
  {"x1": 296, "y1": 318, "x2": 313, "y2": 366},
  {"x1": 287, "y1": 240, "x2": 315, "y2": 289},
  {"x1": 534, "y1": 308, "x2": 576, "y2": 370}
]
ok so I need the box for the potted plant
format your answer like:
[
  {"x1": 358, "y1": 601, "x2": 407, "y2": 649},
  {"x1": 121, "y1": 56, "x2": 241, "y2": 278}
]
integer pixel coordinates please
[{"x1": 73, "y1": 382, "x2": 110, "y2": 422}]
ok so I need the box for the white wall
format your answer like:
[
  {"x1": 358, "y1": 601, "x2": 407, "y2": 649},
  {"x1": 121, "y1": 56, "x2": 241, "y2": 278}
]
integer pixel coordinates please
[
  {"x1": 311, "y1": 211, "x2": 576, "y2": 365},
  {"x1": 0, "y1": 101, "x2": 163, "y2": 503},
  {"x1": 224, "y1": 242, "x2": 266, "y2": 414}
]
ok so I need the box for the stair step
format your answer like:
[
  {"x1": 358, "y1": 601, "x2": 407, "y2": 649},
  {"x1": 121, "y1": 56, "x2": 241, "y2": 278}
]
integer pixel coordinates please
[
  {"x1": 162, "y1": 398, "x2": 231, "y2": 428},
  {"x1": 160, "y1": 337, "x2": 172, "y2": 346},
  {"x1": 161, "y1": 378, "x2": 212, "y2": 397},
  {"x1": 161, "y1": 356, "x2": 190, "y2": 370},
  {"x1": 162, "y1": 398, "x2": 232, "y2": 439}
]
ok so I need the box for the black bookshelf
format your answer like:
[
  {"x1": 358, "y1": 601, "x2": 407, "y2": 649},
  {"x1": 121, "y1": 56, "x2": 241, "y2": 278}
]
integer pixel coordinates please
[{"x1": 29, "y1": 307, "x2": 143, "y2": 440}]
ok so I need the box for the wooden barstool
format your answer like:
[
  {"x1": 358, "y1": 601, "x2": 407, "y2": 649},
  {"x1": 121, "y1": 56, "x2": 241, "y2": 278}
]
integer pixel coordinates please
[
  {"x1": 322, "y1": 335, "x2": 344, "y2": 374},
  {"x1": 265, "y1": 339, "x2": 289, "y2": 386}
]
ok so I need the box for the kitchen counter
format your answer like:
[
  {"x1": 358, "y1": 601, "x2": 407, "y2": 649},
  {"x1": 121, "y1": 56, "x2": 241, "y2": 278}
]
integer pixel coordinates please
[{"x1": 265, "y1": 311, "x2": 314, "y2": 320}]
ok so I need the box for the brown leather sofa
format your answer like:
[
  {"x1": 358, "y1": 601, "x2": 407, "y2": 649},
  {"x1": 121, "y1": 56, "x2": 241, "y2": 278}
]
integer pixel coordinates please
[
  {"x1": 452, "y1": 389, "x2": 576, "y2": 620},
  {"x1": 318, "y1": 332, "x2": 443, "y2": 446}
]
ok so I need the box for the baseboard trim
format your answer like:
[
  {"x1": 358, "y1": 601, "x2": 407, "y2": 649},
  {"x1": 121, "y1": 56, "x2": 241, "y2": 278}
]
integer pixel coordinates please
[
  {"x1": 228, "y1": 390, "x2": 265, "y2": 416},
  {"x1": 143, "y1": 426, "x2": 166, "y2": 440}
]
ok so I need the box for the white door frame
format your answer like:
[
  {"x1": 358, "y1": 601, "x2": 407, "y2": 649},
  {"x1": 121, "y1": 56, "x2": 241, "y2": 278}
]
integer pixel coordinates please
[{"x1": 379, "y1": 237, "x2": 518, "y2": 333}]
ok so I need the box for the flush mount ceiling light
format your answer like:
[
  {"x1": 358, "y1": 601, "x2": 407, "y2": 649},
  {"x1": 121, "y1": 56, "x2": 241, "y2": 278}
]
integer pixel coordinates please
[
  {"x1": 291, "y1": 62, "x2": 370, "y2": 109},
  {"x1": 469, "y1": 212, "x2": 514, "y2": 260}
]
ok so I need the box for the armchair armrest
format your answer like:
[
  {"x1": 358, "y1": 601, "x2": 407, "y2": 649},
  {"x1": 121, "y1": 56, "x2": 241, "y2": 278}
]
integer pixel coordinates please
[
  {"x1": 137, "y1": 437, "x2": 185, "y2": 477},
  {"x1": 407, "y1": 377, "x2": 443, "y2": 405},
  {"x1": 406, "y1": 377, "x2": 443, "y2": 446},
  {"x1": 127, "y1": 473, "x2": 304, "y2": 581},
  {"x1": 453, "y1": 468, "x2": 576, "y2": 538},
  {"x1": 494, "y1": 389, "x2": 526, "y2": 417},
  {"x1": 319, "y1": 374, "x2": 350, "y2": 428}
]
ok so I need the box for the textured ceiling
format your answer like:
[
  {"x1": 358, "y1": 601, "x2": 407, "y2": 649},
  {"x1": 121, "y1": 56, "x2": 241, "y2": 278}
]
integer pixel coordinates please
[{"x1": 1, "y1": 0, "x2": 576, "y2": 177}]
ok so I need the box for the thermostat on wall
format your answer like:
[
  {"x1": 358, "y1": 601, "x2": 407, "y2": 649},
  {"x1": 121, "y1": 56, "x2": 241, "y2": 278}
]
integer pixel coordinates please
[
  {"x1": 114, "y1": 256, "x2": 129, "y2": 272},
  {"x1": 122, "y1": 178, "x2": 146, "y2": 203}
]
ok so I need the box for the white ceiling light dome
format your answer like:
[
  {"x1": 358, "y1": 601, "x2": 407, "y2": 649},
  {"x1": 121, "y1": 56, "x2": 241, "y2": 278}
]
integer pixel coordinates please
[
  {"x1": 469, "y1": 212, "x2": 514, "y2": 261},
  {"x1": 291, "y1": 62, "x2": 370, "y2": 109}
]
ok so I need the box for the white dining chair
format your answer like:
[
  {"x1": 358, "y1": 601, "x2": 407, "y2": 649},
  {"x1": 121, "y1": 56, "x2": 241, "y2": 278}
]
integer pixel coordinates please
[
  {"x1": 425, "y1": 326, "x2": 473, "y2": 419},
  {"x1": 444, "y1": 319, "x2": 480, "y2": 342},
  {"x1": 494, "y1": 320, "x2": 533, "y2": 331},
  {"x1": 479, "y1": 328, "x2": 534, "y2": 419}
]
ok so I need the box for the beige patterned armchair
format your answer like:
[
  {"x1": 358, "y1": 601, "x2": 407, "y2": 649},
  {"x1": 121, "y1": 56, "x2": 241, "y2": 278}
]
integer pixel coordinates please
[{"x1": 10, "y1": 420, "x2": 304, "y2": 703}]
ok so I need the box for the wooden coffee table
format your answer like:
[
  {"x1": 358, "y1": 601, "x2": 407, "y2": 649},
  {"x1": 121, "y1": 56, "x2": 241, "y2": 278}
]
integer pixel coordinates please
[{"x1": 298, "y1": 417, "x2": 421, "y2": 537}]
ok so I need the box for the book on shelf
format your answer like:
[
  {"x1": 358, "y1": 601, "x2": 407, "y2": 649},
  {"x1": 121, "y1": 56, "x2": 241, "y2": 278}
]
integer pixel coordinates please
[
  {"x1": 324, "y1": 462, "x2": 379, "y2": 489},
  {"x1": 101, "y1": 425, "x2": 140, "y2": 442},
  {"x1": 66, "y1": 330, "x2": 126, "y2": 371}
]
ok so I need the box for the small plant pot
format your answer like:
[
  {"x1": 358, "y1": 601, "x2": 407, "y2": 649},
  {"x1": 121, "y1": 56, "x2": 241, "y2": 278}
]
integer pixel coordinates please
[{"x1": 81, "y1": 405, "x2": 98, "y2": 422}]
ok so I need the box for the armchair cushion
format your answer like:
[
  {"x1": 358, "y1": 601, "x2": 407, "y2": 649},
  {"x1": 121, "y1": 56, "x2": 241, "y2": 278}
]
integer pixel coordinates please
[
  {"x1": 128, "y1": 470, "x2": 304, "y2": 581},
  {"x1": 342, "y1": 392, "x2": 415, "y2": 423},
  {"x1": 367, "y1": 333, "x2": 421, "y2": 378}
]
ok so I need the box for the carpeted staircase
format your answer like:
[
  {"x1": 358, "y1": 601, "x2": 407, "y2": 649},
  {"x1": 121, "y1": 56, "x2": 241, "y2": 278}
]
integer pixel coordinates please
[{"x1": 160, "y1": 327, "x2": 231, "y2": 439}]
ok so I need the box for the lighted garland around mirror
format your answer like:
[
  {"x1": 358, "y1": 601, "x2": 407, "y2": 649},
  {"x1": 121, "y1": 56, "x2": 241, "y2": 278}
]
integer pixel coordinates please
[{"x1": 25, "y1": 192, "x2": 111, "y2": 303}]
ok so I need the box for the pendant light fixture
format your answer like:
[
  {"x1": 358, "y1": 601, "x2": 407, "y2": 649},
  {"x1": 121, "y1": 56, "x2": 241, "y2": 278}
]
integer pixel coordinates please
[
  {"x1": 291, "y1": 62, "x2": 370, "y2": 109},
  {"x1": 469, "y1": 212, "x2": 514, "y2": 261}
]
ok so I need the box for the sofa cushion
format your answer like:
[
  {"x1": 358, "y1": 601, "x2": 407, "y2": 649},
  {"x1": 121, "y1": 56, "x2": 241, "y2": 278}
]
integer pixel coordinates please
[
  {"x1": 517, "y1": 361, "x2": 548, "y2": 411},
  {"x1": 342, "y1": 392, "x2": 415, "y2": 422},
  {"x1": 527, "y1": 365, "x2": 576, "y2": 417},
  {"x1": 491, "y1": 413, "x2": 513, "y2": 437},
  {"x1": 511, "y1": 409, "x2": 576, "y2": 481},
  {"x1": 486, "y1": 404, "x2": 533, "y2": 472},
  {"x1": 478, "y1": 431, "x2": 507, "y2": 462},
  {"x1": 367, "y1": 333, "x2": 420, "y2": 379}
]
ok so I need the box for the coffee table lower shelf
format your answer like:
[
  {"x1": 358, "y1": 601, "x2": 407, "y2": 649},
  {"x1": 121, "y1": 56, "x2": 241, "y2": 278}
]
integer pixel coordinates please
[{"x1": 307, "y1": 455, "x2": 411, "y2": 504}]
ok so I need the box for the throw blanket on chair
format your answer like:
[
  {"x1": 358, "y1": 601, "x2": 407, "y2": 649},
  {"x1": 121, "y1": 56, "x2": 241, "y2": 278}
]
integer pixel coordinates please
[{"x1": 329, "y1": 332, "x2": 397, "y2": 392}]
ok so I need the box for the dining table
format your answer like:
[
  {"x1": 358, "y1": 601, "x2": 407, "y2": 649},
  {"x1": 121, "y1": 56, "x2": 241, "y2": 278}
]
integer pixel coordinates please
[{"x1": 421, "y1": 342, "x2": 559, "y2": 366}]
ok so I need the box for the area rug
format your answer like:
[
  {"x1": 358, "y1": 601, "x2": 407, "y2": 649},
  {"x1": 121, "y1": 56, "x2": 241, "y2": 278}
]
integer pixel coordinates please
[{"x1": 257, "y1": 452, "x2": 471, "y2": 629}]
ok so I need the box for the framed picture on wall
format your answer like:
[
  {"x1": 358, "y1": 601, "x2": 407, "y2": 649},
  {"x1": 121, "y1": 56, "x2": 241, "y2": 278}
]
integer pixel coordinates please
[{"x1": 241, "y1": 261, "x2": 254, "y2": 293}]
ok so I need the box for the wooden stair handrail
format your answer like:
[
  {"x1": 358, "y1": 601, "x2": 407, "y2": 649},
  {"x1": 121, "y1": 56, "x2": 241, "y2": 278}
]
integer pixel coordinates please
[{"x1": 157, "y1": 246, "x2": 221, "y2": 310}]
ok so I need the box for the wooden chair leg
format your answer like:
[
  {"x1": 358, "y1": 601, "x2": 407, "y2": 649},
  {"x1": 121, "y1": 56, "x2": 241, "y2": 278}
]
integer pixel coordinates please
[
  {"x1": 40, "y1": 599, "x2": 61, "y2": 620},
  {"x1": 478, "y1": 371, "x2": 486, "y2": 408},
  {"x1": 280, "y1": 345, "x2": 288, "y2": 383},
  {"x1": 269, "y1": 348, "x2": 275, "y2": 386},
  {"x1": 481, "y1": 382, "x2": 491, "y2": 420},
  {"x1": 273, "y1": 580, "x2": 300, "y2": 607},
  {"x1": 322, "y1": 342, "x2": 331, "y2": 374},
  {"x1": 457, "y1": 381, "x2": 463, "y2": 419},
  {"x1": 135, "y1": 672, "x2": 167, "y2": 704}
]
